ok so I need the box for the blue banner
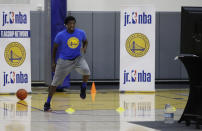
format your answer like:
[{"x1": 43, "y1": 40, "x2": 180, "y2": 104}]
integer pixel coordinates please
[
  {"x1": 51, "y1": 0, "x2": 70, "y2": 89},
  {"x1": 0, "y1": 30, "x2": 30, "y2": 38}
]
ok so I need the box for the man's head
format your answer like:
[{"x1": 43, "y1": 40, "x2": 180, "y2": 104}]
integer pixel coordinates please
[{"x1": 64, "y1": 16, "x2": 76, "y2": 32}]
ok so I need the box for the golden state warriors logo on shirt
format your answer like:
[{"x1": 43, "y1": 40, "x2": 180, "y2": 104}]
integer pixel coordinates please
[
  {"x1": 125, "y1": 33, "x2": 150, "y2": 57},
  {"x1": 4, "y1": 42, "x2": 26, "y2": 67},
  {"x1": 67, "y1": 37, "x2": 79, "y2": 49}
]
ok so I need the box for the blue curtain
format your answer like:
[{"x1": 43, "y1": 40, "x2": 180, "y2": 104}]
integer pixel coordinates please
[{"x1": 51, "y1": 0, "x2": 70, "y2": 89}]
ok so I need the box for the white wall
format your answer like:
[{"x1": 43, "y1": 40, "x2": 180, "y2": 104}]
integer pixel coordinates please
[
  {"x1": 30, "y1": 0, "x2": 44, "y2": 11},
  {"x1": 0, "y1": 0, "x2": 30, "y2": 4},
  {"x1": 68, "y1": 0, "x2": 202, "y2": 11},
  {"x1": 0, "y1": 0, "x2": 44, "y2": 11},
  {"x1": 67, "y1": 0, "x2": 120, "y2": 11},
  {"x1": 1, "y1": 0, "x2": 202, "y2": 12}
]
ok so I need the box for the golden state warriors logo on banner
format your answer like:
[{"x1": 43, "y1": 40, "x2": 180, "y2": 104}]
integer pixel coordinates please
[
  {"x1": 4, "y1": 42, "x2": 26, "y2": 67},
  {"x1": 125, "y1": 33, "x2": 150, "y2": 57},
  {"x1": 67, "y1": 37, "x2": 79, "y2": 49}
]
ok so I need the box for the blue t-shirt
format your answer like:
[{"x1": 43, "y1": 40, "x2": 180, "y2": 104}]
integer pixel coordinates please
[{"x1": 54, "y1": 28, "x2": 87, "y2": 60}]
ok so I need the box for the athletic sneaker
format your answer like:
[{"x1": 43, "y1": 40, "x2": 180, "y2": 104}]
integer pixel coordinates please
[
  {"x1": 80, "y1": 86, "x2": 86, "y2": 99},
  {"x1": 44, "y1": 102, "x2": 52, "y2": 112}
]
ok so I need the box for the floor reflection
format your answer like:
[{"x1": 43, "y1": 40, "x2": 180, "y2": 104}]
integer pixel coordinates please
[
  {"x1": 0, "y1": 95, "x2": 31, "y2": 131},
  {"x1": 120, "y1": 93, "x2": 156, "y2": 131},
  {"x1": 0, "y1": 88, "x2": 189, "y2": 131}
]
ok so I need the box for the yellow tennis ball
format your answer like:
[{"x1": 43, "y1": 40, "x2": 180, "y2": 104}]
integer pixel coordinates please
[
  {"x1": 65, "y1": 108, "x2": 75, "y2": 114},
  {"x1": 116, "y1": 107, "x2": 125, "y2": 113}
]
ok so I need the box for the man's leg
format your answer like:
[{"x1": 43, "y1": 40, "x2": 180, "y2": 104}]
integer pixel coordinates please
[
  {"x1": 83, "y1": 75, "x2": 89, "y2": 82},
  {"x1": 75, "y1": 57, "x2": 90, "y2": 99},
  {"x1": 80, "y1": 75, "x2": 90, "y2": 99},
  {"x1": 44, "y1": 85, "x2": 57, "y2": 112},
  {"x1": 44, "y1": 59, "x2": 74, "y2": 111}
]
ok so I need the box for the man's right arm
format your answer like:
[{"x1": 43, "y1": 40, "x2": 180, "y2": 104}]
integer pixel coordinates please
[{"x1": 52, "y1": 43, "x2": 59, "y2": 72}]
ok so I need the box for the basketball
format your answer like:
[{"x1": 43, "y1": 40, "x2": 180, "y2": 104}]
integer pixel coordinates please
[{"x1": 16, "y1": 89, "x2": 27, "y2": 100}]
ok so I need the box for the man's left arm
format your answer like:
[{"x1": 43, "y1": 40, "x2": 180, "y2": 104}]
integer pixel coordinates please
[{"x1": 82, "y1": 39, "x2": 88, "y2": 54}]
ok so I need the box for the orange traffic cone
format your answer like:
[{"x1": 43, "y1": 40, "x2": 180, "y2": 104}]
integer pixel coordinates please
[
  {"x1": 91, "y1": 92, "x2": 96, "y2": 102},
  {"x1": 91, "y1": 82, "x2": 96, "y2": 94}
]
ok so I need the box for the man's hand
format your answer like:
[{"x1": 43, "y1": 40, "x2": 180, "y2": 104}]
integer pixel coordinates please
[
  {"x1": 82, "y1": 39, "x2": 88, "y2": 55},
  {"x1": 52, "y1": 63, "x2": 56, "y2": 72},
  {"x1": 81, "y1": 47, "x2": 87, "y2": 54}
]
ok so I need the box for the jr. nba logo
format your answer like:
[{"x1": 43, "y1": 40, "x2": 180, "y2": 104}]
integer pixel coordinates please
[
  {"x1": 124, "y1": 11, "x2": 152, "y2": 26},
  {"x1": 123, "y1": 69, "x2": 151, "y2": 84},
  {"x1": 2, "y1": 11, "x2": 27, "y2": 26}
]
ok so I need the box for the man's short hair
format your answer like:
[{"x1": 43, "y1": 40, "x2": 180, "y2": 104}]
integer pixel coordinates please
[{"x1": 64, "y1": 16, "x2": 76, "y2": 25}]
